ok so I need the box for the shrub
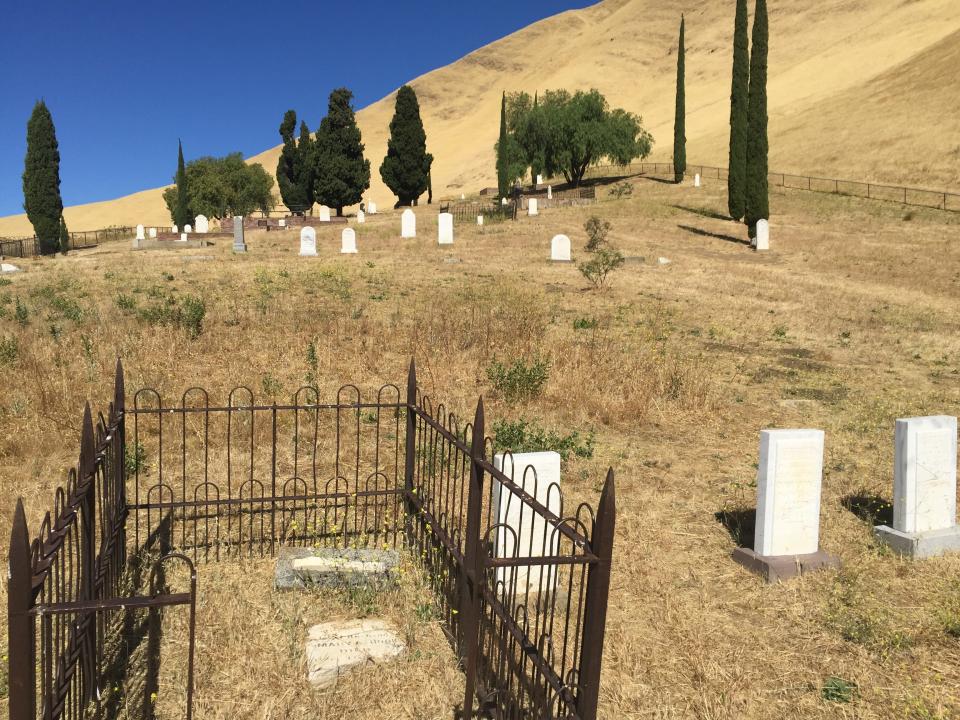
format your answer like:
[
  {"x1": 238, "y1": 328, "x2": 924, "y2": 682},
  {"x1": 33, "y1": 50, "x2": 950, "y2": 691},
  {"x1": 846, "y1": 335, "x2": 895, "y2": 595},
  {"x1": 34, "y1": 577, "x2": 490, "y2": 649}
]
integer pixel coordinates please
[
  {"x1": 15, "y1": 297, "x2": 29, "y2": 326},
  {"x1": 115, "y1": 293, "x2": 137, "y2": 312},
  {"x1": 584, "y1": 215, "x2": 611, "y2": 252},
  {"x1": 138, "y1": 292, "x2": 206, "y2": 338},
  {"x1": 579, "y1": 246, "x2": 625, "y2": 288},
  {"x1": 821, "y1": 677, "x2": 858, "y2": 703},
  {"x1": 179, "y1": 295, "x2": 206, "y2": 339},
  {"x1": 573, "y1": 316, "x2": 599, "y2": 330},
  {"x1": 0, "y1": 336, "x2": 18, "y2": 365},
  {"x1": 492, "y1": 417, "x2": 594, "y2": 462},
  {"x1": 485, "y1": 356, "x2": 550, "y2": 402},
  {"x1": 124, "y1": 442, "x2": 146, "y2": 474},
  {"x1": 609, "y1": 181, "x2": 633, "y2": 199}
]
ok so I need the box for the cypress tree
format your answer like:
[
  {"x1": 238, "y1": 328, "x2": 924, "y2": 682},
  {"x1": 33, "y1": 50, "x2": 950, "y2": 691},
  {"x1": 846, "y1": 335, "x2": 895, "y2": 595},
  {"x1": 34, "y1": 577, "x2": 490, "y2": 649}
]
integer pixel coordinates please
[
  {"x1": 744, "y1": 0, "x2": 769, "y2": 233},
  {"x1": 727, "y1": 0, "x2": 750, "y2": 220},
  {"x1": 314, "y1": 88, "x2": 371, "y2": 216},
  {"x1": 173, "y1": 140, "x2": 192, "y2": 228},
  {"x1": 379, "y1": 85, "x2": 433, "y2": 207},
  {"x1": 22, "y1": 100, "x2": 64, "y2": 255},
  {"x1": 297, "y1": 120, "x2": 315, "y2": 211},
  {"x1": 276, "y1": 110, "x2": 299, "y2": 211},
  {"x1": 58, "y1": 215, "x2": 70, "y2": 255},
  {"x1": 496, "y1": 92, "x2": 510, "y2": 198},
  {"x1": 673, "y1": 15, "x2": 686, "y2": 184}
]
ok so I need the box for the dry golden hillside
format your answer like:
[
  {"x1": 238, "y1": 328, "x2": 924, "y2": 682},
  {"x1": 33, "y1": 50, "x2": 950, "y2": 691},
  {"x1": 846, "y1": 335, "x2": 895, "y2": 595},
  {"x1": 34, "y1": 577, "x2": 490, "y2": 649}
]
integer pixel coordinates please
[{"x1": 2, "y1": 0, "x2": 958, "y2": 235}]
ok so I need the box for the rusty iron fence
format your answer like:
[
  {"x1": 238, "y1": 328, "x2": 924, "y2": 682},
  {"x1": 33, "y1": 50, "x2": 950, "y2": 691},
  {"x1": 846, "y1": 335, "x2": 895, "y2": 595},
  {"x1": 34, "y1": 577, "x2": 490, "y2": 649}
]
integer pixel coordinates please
[
  {"x1": 440, "y1": 200, "x2": 518, "y2": 224},
  {"x1": 0, "y1": 227, "x2": 137, "y2": 258},
  {"x1": 8, "y1": 360, "x2": 616, "y2": 720},
  {"x1": 567, "y1": 161, "x2": 960, "y2": 212}
]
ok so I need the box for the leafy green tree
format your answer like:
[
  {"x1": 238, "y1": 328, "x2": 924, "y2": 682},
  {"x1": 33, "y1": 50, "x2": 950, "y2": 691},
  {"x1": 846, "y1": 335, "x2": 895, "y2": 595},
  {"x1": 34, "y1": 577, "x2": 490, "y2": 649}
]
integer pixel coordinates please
[
  {"x1": 745, "y1": 0, "x2": 769, "y2": 232},
  {"x1": 22, "y1": 100, "x2": 64, "y2": 255},
  {"x1": 276, "y1": 112, "x2": 315, "y2": 214},
  {"x1": 727, "y1": 0, "x2": 750, "y2": 220},
  {"x1": 380, "y1": 85, "x2": 433, "y2": 207},
  {"x1": 508, "y1": 91, "x2": 547, "y2": 188},
  {"x1": 314, "y1": 88, "x2": 370, "y2": 216},
  {"x1": 163, "y1": 154, "x2": 275, "y2": 220},
  {"x1": 519, "y1": 89, "x2": 652, "y2": 187},
  {"x1": 58, "y1": 215, "x2": 70, "y2": 255},
  {"x1": 673, "y1": 15, "x2": 686, "y2": 183},
  {"x1": 173, "y1": 140, "x2": 192, "y2": 228}
]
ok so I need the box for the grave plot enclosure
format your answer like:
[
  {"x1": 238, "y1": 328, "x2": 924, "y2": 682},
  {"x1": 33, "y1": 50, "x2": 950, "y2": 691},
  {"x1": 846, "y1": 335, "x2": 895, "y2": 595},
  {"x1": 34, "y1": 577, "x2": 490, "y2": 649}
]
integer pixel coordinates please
[{"x1": 8, "y1": 361, "x2": 616, "y2": 720}]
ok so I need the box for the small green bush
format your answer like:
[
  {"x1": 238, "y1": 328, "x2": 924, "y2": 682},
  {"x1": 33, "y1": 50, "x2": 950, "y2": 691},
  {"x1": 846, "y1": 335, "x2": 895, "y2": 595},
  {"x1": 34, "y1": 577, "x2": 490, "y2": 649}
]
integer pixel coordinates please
[
  {"x1": 821, "y1": 677, "x2": 858, "y2": 703},
  {"x1": 15, "y1": 297, "x2": 29, "y2": 326},
  {"x1": 137, "y1": 292, "x2": 206, "y2": 338},
  {"x1": 584, "y1": 216, "x2": 611, "y2": 252},
  {"x1": 0, "y1": 336, "x2": 18, "y2": 365},
  {"x1": 124, "y1": 442, "x2": 146, "y2": 475},
  {"x1": 179, "y1": 295, "x2": 206, "y2": 339},
  {"x1": 609, "y1": 181, "x2": 633, "y2": 199},
  {"x1": 115, "y1": 293, "x2": 137, "y2": 312},
  {"x1": 579, "y1": 246, "x2": 625, "y2": 288},
  {"x1": 492, "y1": 417, "x2": 594, "y2": 462},
  {"x1": 573, "y1": 316, "x2": 598, "y2": 330},
  {"x1": 485, "y1": 356, "x2": 550, "y2": 402}
]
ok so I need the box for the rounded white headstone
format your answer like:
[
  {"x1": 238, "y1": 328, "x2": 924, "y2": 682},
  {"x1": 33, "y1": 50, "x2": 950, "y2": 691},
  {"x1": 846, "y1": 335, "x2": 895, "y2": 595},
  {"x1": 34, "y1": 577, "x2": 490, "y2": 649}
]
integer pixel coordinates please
[
  {"x1": 438, "y1": 213, "x2": 454, "y2": 245},
  {"x1": 528, "y1": 198, "x2": 539, "y2": 216},
  {"x1": 299, "y1": 226, "x2": 318, "y2": 256},
  {"x1": 694, "y1": 173, "x2": 701, "y2": 188},
  {"x1": 172, "y1": 224, "x2": 178, "y2": 234},
  {"x1": 401, "y1": 208, "x2": 416, "y2": 238},
  {"x1": 135, "y1": 224, "x2": 145, "y2": 240},
  {"x1": 754, "y1": 219, "x2": 770, "y2": 251},
  {"x1": 460, "y1": 193, "x2": 465, "y2": 200},
  {"x1": 368, "y1": 201, "x2": 377, "y2": 215},
  {"x1": 536, "y1": 174, "x2": 543, "y2": 186},
  {"x1": 179, "y1": 233, "x2": 188, "y2": 242},
  {"x1": 547, "y1": 185, "x2": 553, "y2": 199},
  {"x1": 550, "y1": 234, "x2": 571, "y2": 262},
  {"x1": 356, "y1": 210, "x2": 365, "y2": 224},
  {"x1": 184, "y1": 224, "x2": 192, "y2": 234},
  {"x1": 194, "y1": 215, "x2": 209, "y2": 233},
  {"x1": 477, "y1": 215, "x2": 484, "y2": 226},
  {"x1": 319, "y1": 206, "x2": 331, "y2": 222},
  {"x1": 341, "y1": 227, "x2": 357, "y2": 254}
]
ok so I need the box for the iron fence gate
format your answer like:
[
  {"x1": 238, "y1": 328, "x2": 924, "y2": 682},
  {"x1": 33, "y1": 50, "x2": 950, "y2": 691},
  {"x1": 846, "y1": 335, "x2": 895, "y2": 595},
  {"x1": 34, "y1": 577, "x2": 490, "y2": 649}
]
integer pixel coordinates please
[{"x1": 8, "y1": 360, "x2": 615, "y2": 720}]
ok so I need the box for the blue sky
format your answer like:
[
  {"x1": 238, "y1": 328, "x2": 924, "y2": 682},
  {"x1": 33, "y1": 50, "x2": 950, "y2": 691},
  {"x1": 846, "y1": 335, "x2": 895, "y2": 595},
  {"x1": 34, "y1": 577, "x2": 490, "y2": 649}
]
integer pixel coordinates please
[{"x1": 0, "y1": 0, "x2": 593, "y2": 216}]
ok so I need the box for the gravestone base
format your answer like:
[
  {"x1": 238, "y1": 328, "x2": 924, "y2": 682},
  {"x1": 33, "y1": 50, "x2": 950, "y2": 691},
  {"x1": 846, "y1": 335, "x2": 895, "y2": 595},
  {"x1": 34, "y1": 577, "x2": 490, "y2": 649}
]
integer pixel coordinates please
[
  {"x1": 731, "y1": 547, "x2": 839, "y2": 584},
  {"x1": 275, "y1": 547, "x2": 399, "y2": 590},
  {"x1": 873, "y1": 524, "x2": 960, "y2": 559}
]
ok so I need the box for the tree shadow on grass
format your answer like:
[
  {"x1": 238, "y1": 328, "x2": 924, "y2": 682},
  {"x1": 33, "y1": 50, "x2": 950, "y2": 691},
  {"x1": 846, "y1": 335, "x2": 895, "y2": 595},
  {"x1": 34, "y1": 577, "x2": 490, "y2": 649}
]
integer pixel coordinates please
[
  {"x1": 714, "y1": 507, "x2": 756, "y2": 548},
  {"x1": 841, "y1": 493, "x2": 893, "y2": 527},
  {"x1": 670, "y1": 204, "x2": 731, "y2": 222},
  {"x1": 678, "y1": 224, "x2": 752, "y2": 246},
  {"x1": 635, "y1": 174, "x2": 676, "y2": 185}
]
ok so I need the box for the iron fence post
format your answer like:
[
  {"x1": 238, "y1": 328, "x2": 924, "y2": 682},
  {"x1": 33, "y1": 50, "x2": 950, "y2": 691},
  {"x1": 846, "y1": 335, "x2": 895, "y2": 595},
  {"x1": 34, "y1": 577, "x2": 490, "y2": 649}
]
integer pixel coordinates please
[
  {"x1": 8, "y1": 499, "x2": 36, "y2": 720},
  {"x1": 403, "y1": 359, "x2": 418, "y2": 544},
  {"x1": 79, "y1": 404, "x2": 99, "y2": 703},
  {"x1": 576, "y1": 469, "x2": 616, "y2": 720},
  {"x1": 460, "y1": 397, "x2": 485, "y2": 719}
]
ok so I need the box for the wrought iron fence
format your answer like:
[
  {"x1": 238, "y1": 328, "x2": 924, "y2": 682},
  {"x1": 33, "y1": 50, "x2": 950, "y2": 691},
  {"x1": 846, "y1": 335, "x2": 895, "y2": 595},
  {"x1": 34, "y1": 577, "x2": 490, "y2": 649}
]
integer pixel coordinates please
[
  {"x1": 440, "y1": 200, "x2": 518, "y2": 224},
  {"x1": 0, "y1": 227, "x2": 132, "y2": 258},
  {"x1": 8, "y1": 360, "x2": 616, "y2": 720}
]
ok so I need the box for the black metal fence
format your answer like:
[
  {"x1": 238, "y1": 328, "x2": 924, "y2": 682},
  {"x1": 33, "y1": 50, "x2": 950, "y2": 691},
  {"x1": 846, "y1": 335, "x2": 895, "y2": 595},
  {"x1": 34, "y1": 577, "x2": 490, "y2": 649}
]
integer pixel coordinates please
[
  {"x1": 8, "y1": 360, "x2": 616, "y2": 720},
  {"x1": 570, "y1": 161, "x2": 960, "y2": 212},
  {"x1": 440, "y1": 200, "x2": 518, "y2": 224},
  {"x1": 0, "y1": 227, "x2": 133, "y2": 258}
]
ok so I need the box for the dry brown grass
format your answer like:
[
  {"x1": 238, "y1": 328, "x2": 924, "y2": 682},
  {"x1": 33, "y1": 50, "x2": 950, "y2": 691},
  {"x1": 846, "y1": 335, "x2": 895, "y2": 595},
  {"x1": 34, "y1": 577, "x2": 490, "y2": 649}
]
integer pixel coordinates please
[{"x1": 2, "y1": 177, "x2": 960, "y2": 718}]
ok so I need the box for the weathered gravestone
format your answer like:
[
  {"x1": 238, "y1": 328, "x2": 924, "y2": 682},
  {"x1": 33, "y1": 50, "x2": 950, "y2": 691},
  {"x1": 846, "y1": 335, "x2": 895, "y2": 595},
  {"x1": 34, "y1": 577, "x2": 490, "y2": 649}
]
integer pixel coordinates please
[
  {"x1": 536, "y1": 174, "x2": 543, "y2": 186},
  {"x1": 477, "y1": 215, "x2": 484, "y2": 226},
  {"x1": 148, "y1": 227, "x2": 157, "y2": 238},
  {"x1": 356, "y1": 210, "x2": 365, "y2": 224},
  {"x1": 275, "y1": 547, "x2": 399, "y2": 590},
  {"x1": 305, "y1": 619, "x2": 406, "y2": 689},
  {"x1": 319, "y1": 206, "x2": 331, "y2": 222},
  {"x1": 547, "y1": 185, "x2": 553, "y2": 200},
  {"x1": 278, "y1": 218, "x2": 286, "y2": 228},
  {"x1": 401, "y1": 208, "x2": 416, "y2": 238},
  {"x1": 135, "y1": 224, "x2": 145, "y2": 240},
  {"x1": 550, "y1": 234, "x2": 571, "y2": 262},
  {"x1": 232, "y1": 216, "x2": 246, "y2": 252},
  {"x1": 492, "y1": 451, "x2": 562, "y2": 595},
  {"x1": 178, "y1": 233, "x2": 188, "y2": 242},
  {"x1": 368, "y1": 201, "x2": 377, "y2": 215},
  {"x1": 438, "y1": 212, "x2": 453, "y2": 244},
  {"x1": 1, "y1": 263, "x2": 22, "y2": 273},
  {"x1": 732, "y1": 429, "x2": 839, "y2": 582},
  {"x1": 184, "y1": 224, "x2": 192, "y2": 234},
  {"x1": 195, "y1": 215, "x2": 209, "y2": 233},
  {"x1": 172, "y1": 224, "x2": 178, "y2": 234},
  {"x1": 528, "y1": 198, "x2": 539, "y2": 216},
  {"x1": 694, "y1": 173, "x2": 701, "y2": 188},
  {"x1": 875, "y1": 416, "x2": 960, "y2": 558},
  {"x1": 754, "y1": 219, "x2": 769, "y2": 251},
  {"x1": 341, "y1": 227, "x2": 357, "y2": 254},
  {"x1": 299, "y1": 226, "x2": 317, "y2": 256}
]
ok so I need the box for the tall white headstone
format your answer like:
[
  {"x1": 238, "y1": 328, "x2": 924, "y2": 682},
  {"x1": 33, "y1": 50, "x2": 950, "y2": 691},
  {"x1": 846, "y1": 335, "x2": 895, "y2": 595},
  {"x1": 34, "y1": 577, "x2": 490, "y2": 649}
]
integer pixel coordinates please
[
  {"x1": 492, "y1": 451, "x2": 562, "y2": 594},
  {"x1": 754, "y1": 220, "x2": 769, "y2": 251},
  {"x1": 368, "y1": 201, "x2": 377, "y2": 215},
  {"x1": 536, "y1": 174, "x2": 543, "y2": 186},
  {"x1": 460, "y1": 193, "x2": 465, "y2": 200},
  {"x1": 438, "y1": 213, "x2": 453, "y2": 245},
  {"x1": 547, "y1": 185, "x2": 553, "y2": 200},
  {"x1": 319, "y1": 206, "x2": 331, "y2": 222},
  {"x1": 528, "y1": 198, "x2": 539, "y2": 216},
  {"x1": 340, "y1": 227, "x2": 357, "y2": 254},
  {"x1": 135, "y1": 224, "x2": 145, "y2": 240},
  {"x1": 299, "y1": 226, "x2": 317, "y2": 256},
  {"x1": 356, "y1": 210, "x2": 365, "y2": 224},
  {"x1": 172, "y1": 224, "x2": 178, "y2": 234},
  {"x1": 185, "y1": 224, "x2": 193, "y2": 234},
  {"x1": 477, "y1": 215, "x2": 484, "y2": 226},
  {"x1": 401, "y1": 209, "x2": 416, "y2": 238},
  {"x1": 550, "y1": 234, "x2": 571, "y2": 262},
  {"x1": 148, "y1": 227, "x2": 157, "y2": 239},
  {"x1": 694, "y1": 174, "x2": 701, "y2": 188},
  {"x1": 194, "y1": 215, "x2": 209, "y2": 233}
]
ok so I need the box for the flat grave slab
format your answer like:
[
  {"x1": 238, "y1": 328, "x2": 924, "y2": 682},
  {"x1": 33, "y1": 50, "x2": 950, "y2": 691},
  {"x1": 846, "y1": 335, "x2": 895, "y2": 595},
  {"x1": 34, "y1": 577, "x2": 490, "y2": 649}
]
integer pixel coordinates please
[
  {"x1": 275, "y1": 547, "x2": 399, "y2": 590},
  {"x1": 306, "y1": 618, "x2": 406, "y2": 689}
]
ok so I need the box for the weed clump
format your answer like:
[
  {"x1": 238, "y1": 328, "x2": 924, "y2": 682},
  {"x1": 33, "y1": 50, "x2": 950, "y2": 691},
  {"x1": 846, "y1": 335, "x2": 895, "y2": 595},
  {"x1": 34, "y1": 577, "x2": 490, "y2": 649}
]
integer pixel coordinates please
[
  {"x1": 492, "y1": 417, "x2": 594, "y2": 461},
  {"x1": 485, "y1": 356, "x2": 550, "y2": 402}
]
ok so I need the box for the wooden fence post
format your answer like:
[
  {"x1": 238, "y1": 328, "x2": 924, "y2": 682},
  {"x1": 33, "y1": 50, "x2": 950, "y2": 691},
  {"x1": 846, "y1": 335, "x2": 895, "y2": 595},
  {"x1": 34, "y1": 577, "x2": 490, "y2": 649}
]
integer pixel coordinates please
[
  {"x1": 576, "y1": 468, "x2": 616, "y2": 720},
  {"x1": 8, "y1": 498, "x2": 36, "y2": 720},
  {"x1": 459, "y1": 397, "x2": 486, "y2": 719}
]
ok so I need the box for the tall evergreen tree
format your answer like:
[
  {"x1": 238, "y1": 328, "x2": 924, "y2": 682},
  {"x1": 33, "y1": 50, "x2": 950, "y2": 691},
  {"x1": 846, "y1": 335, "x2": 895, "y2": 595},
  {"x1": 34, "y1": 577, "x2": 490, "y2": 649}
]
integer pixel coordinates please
[
  {"x1": 727, "y1": 0, "x2": 750, "y2": 220},
  {"x1": 297, "y1": 120, "x2": 315, "y2": 210},
  {"x1": 744, "y1": 0, "x2": 769, "y2": 232},
  {"x1": 496, "y1": 92, "x2": 510, "y2": 197},
  {"x1": 58, "y1": 215, "x2": 70, "y2": 255},
  {"x1": 529, "y1": 92, "x2": 544, "y2": 187},
  {"x1": 379, "y1": 85, "x2": 433, "y2": 207},
  {"x1": 314, "y1": 88, "x2": 370, "y2": 216},
  {"x1": 673, "y1": 15, "x2": 686, "y2": 184},
  {"x1": 276, "y1": 112, "x2": 315, "y2": 214},
  {"x1": 173, "y1": 140, "x2": 192, "y2": 227},
  {"x1": 22, "y1": 100, "x2": 64, "y2": 255}
]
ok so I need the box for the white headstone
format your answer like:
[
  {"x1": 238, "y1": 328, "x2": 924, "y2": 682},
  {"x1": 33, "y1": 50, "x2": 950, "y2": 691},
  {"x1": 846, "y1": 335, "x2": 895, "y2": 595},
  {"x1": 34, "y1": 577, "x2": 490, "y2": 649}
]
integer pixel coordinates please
[
  {"x1": 477, "y1": 215, "x2": 484, "y2": 226},
  {"x1": 356, "y1": 210, "x2": 365, "y2": 224},
  {"x1": 341, "y1": 227, "x2": 357, "y2": 254},
  {"x1": 299, "y1": 226, "x2": 317, "y2": 256},
  {"x1": 0, "y1": 263, "x2": 21, "y2": 273},
  {"x1": 754, "y1": 219, "x2": 769, "y2": 251},
  {"x1": 184, "y1": 224, "x2": 192, "y2": 234},
  {"x1": 401, "y1": 208, "x2": 416, "y2": 238},
  {"x1": 195, "y1": 215, "x2": 209, "y2": 233},
  {"x1": 461, "y1": 193, "x2": 465, "y2": 200},
  {"x1": 278, "y1": 218, "x2": 286, "y2": 228},
  {"x1": 493, "y1": 451, "x2": 562, "y2": 594},
  {"x1": 501, "y1": 197, "x2": 508, "y2": 206},
  {"x1": 438, "y1": 213, "x2": 453, "y2": 244},
  {"x1": 547, "y1": 185, "x2": 553, "y2": 200},
  {"x1": 179, "y1": 233, "x2": 188, "y2": 242},
  {"x1": 306, "y1": 619, "x2": 405, "y2": 689},
  {"x1": 528, "y1": 198, "x2": 539, "y2": 216},
  {"x1": 135, "y1": 224, "x2": 145, "y2": 240},
  {"x1": 148, "y1": 227, "x2": 157, "y2": 238},
  {"x1": 894, "y1": 416, "x2": 958, "y2": 534},
  {"x1": 694, "y1": 173, "x2": 701, "y2": 188},
  {"x1": 536, "y1": 174, "x2": 543, "y2": 185},
  {"x1": 368, "y1": 201, "x2": 377, "y2": 215},
  {"x1": 319, "y1": 206, "x2": 331, "y2": 222},
  {"x1": 754, "y1": 429, "x2": 825, "y2": 557},
  {"x1": 550, "y1": 234, "x2": 571, "y2": 262},
  {"x1": 172, "y1": 224, "x2": 178, "y2": 234}
]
